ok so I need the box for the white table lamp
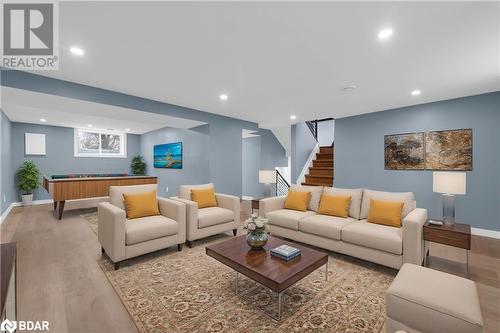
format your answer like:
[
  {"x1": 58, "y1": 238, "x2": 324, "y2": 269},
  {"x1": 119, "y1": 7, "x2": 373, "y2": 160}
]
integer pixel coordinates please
[
  {"x1": 259, "y1": 170, "x2": 276, "y2": 197},
  {"x1": 433, "y1": 172, "x2": 466, "y2": 225}
]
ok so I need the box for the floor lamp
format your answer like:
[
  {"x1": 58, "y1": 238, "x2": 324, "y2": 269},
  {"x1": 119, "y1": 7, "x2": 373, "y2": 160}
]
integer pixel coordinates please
[{"x1": 259, "y1": 170, "x2": 276, "y2": 197}]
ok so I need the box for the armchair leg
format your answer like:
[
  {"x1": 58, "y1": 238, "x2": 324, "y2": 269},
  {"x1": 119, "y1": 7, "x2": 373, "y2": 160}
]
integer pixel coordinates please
[
  {"x1": 186, "y1": 240, "x2": 192, "y2": 248},
  {"x1": 177, "y1": 244, "x2": 183, "y2": 251},
  {"x1": 101, "y1": 247, "x2": 105, "y2": 254},
  {"x1": 233, "y1": 229, "x2": 237, "y2": 236},
  {"x1": 114, "y1": 262, "x2": 120, "y2": 270}
]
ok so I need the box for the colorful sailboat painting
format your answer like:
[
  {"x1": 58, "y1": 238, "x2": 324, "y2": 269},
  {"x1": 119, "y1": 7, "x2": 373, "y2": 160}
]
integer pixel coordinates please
[{"x1": 153, "y1": 142, "x2": 183, "y2": 169}]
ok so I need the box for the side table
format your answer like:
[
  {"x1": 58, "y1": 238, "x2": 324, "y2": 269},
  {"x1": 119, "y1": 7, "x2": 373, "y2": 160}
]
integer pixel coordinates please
[{"x1": 423, "y1": 220, "x2": 471, "y2": 277}]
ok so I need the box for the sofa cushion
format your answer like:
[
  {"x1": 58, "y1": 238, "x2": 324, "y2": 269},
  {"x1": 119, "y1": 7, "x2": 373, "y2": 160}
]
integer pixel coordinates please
[
  {"x1": 342, "y1": 220, "x2": 403, "y2": 255},
  {"x1": 367, "y1": 199, "x2": 404, "y2": 228},
  {"x1": 284, "y1": 190, "x2": 311, "y2": 211},
  {"x1": 299, "y1": 214, "x2": 356, "y2": 240},
  {"x1": 267, "y1": 209, "x2": 316, "y2": 231},
  {"x1": 386, "y1": 264, "x2": 483, "y2": 333},
  {"x1": 317, "y1": 194, "x2": 351, "y2": 218},
  {"x1": 179, "y1": 183, "x2": 214, "y2": 200},
  {"x1": 360, "y1": 189, "x2": 415, "y2": 219},
  {"x1": 191, "y1": 187, "x2": 217, "y2": 208},
  {"x1": 323, "y1": 187, "x2": 363, "y2": 219},
  {"x1": 198, "y1": 207, "x2": 234, "y2": 228},
  {"x1": 123, "y1": 190, "x2": 160, "y2": 219},
  {"x1": 126, "y1": 215, "x2": 178, "y2": 245},
  {"x1": 290, "y1": 184, "x2": 323, "y2": 212}
]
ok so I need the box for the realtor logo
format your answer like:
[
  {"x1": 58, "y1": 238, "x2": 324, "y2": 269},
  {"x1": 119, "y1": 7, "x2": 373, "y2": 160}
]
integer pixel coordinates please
[
  {"x1": 0, "y1": 319, "x2": 17, "y2": 333},
  {"x1": 1, "y1": 1, "x2": 59, "y2": 69}
]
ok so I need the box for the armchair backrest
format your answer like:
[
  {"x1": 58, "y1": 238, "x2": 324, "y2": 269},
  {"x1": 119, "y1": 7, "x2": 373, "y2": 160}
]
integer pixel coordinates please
[
  {"x1": 179, "y1": 183, "x2": 214, "y2": 200},
  {"x1": 109, "y1": 184, "x2": 158, "y2": 210}
]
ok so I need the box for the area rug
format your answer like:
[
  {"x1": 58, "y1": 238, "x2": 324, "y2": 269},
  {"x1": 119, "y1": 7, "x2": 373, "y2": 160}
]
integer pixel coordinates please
[{"x1": 82, "y1": 212, "x2": 395, "y2": 333}]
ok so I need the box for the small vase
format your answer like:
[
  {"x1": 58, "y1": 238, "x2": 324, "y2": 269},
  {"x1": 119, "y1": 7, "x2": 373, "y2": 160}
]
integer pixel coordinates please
[{"x1": 246, "y1": 231, "x2": 268, "y2": 250}]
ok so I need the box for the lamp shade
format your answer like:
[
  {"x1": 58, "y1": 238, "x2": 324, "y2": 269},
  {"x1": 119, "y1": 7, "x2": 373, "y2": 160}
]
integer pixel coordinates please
[
  {"x1": 259, "y1": 170, "x2": 276, "y2": 184},
  {"x1": 433, "y1": 172, "x2": 466, "y2": 195}
]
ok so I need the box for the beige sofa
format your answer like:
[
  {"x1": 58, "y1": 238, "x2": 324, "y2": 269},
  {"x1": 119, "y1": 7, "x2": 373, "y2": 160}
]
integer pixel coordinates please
[
  {"x1": 172, "y1": 183, "x2": 240, "y2": 247},
  {"x1": 98, "y1": 184, "x2": 186, "y2": 269},
  {"x1": 260, "y1": 185, "x2": 428, "y2": 269}
]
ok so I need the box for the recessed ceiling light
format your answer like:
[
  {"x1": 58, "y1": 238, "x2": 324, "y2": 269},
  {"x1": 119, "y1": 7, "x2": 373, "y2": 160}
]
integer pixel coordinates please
[
  {"x1": 87, "y1": 124, "x2": 93, "y2": 128},
  {"x1": 40, "y1": 118, "x2": 47, "y2": 122},
  {"x1": 377, "y1": 28, "x2": 393, "y2": 40},
  {"x1": 70, "y1": 46, "x2": 85, "y2": 56},
  {"x1": 125, "y1": 128, "x2": 130, "y2": 132},
  {"x1": 342, "y1": 85, "x2": 357, "y2": 91},
  {"x1": 411, "y1": 90, "x2": 421, "y2": 96},
  {"x1": 219, "y1": 93, "x2": 228, "y2": 101},
  {"x1": 290, "y1": 115, "x2": 297, "y2": 120}
]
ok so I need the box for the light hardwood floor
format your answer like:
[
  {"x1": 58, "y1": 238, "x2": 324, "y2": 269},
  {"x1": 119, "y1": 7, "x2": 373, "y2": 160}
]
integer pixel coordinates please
[{"x1": 1, "y1": 201, "x2": 499, "y2": 332}]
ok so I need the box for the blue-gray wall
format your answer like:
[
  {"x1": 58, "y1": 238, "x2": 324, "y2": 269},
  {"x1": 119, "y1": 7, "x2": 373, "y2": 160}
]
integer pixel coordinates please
[
  {"x1": 335, "y1": 92, "x2": 500, "y2": 231},
  {"x1": 140, "y1": 126, "x2": 210, "y2": 197},
  {"x1": 1, "y1": 70, "x2": 259, "y2": 197},
  {"x1": 1, "y1": 111, "x2": 14, "y2": 214},
  {"x1": 291, "y1": 122, "x2": 317, "y2": 183},
  {"x1": 242, "y1": 136, "x2": 261, "y2": 197},
  {"x1": 9, "y1": 122, "x2": 141, "y2": 201},
  {"x1": 242, "y1": 129, "x2": 288, "y2": 198}
]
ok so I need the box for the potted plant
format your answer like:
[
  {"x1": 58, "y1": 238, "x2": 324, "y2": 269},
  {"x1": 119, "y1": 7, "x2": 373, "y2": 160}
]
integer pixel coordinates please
[
  {"x1": 131, "y1": 155, "x2": 146, "y2": 175},
  {"x1": 15, "y1": 161, "x2": 41, "y2": 205}
]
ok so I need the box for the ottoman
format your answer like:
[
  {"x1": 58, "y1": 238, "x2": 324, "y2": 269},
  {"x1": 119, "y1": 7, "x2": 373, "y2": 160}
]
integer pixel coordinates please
[{"x1": 386, "y1": 263, "x2": 483, "y2": 333}]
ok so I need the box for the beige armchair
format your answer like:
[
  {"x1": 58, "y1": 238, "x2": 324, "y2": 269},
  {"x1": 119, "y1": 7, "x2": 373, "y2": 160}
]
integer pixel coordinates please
[
  {"x1": 98, "y1": 184, "x2": 186, "y2": 270},
  {"x1": 171, "y1": 183, "x2": 240, "y2": 247}
]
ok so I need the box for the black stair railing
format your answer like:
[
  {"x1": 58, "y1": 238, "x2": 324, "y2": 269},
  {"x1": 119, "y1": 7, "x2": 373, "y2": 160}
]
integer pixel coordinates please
[
  {"x1": 305, "y1": 120, "x2": 318, "y2": 142},
  {"x1": 275, "y1": 169, "x2": 290, "y2": 196}
]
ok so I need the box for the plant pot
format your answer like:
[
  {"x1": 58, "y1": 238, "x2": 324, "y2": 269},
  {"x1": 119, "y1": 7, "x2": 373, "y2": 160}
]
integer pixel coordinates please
[{"x1": 21, "y1": 194, "x2": 33, "y2": 205}]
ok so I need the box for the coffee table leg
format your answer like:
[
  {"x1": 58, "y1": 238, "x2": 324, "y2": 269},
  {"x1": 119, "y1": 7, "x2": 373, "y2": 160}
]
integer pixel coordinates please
[
  {"x1": 277, "y1": 292, "x2": 282, "y2": 321},
  {"x1": 235, "y1": 272, "x2": 239, "y2": 293},
  {"x1": 325, "y1": 261, "x2": 328, "y2": 281}
]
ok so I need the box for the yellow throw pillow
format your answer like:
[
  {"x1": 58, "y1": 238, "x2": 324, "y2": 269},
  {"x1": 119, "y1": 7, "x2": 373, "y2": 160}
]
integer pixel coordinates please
[
  {"x1": 123, "y1": 191, "x2": 160, "y2": 219},
  {"x1": 367, "y1": 199, "x2": 404, "y2": 228},
  {"x1": 317, "y1": 194, "x2": 351, "y2": 218},
  {"x1": 191, "y1": 187, "x2": 217, "y2": 208},
  {"x1": 284, "y1": 190, "x2": 311, "y2": 212}
]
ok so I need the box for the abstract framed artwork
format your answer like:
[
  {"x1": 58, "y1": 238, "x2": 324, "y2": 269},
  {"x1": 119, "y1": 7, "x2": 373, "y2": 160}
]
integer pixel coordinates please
[
  {"x1": 153, "y1": 142, "x2": 183, "y2": 169},
  {"x1": 384, "y1": 132, "x2": 425, "y2": 170},
  {"x1": 425, "y1": 129, "x2": 472, "y2": 171}
]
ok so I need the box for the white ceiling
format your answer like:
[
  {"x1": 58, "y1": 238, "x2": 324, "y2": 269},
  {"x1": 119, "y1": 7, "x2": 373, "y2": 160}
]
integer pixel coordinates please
[
  {"x1": 1, "y1": 87, "x2": 206, "y2": 134},
  {"x1": 32, "y1": 1, "x2": 499, "y2": 127}
]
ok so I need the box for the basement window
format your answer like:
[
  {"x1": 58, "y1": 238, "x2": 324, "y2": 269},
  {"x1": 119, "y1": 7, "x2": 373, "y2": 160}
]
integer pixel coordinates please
[{"x1": 74, "y1": 128, "x2": 127, "y2": 158}]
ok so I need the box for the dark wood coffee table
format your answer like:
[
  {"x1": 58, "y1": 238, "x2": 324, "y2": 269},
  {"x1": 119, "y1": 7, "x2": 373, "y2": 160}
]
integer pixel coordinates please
[{"x1": 206, "y1": 235, "x2": 328, "y2": 320}]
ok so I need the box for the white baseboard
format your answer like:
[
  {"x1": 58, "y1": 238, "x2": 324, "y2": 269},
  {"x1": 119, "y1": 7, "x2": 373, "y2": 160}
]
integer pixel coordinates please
[
  {"x1": 0, "y1": 203, "x2": 16, "y2": 224},
  {"x1": 471, "y1": 227, "x2": 500, "y2": 239},
  {"x1": 0, "y1": 197, "x2": 109, "y2": 224}
]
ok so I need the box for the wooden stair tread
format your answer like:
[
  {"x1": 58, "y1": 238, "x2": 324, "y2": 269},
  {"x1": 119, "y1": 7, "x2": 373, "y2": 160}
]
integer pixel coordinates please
[
  {"x1": 301, "y1": 182, "x2": 333, "y2": 186},
  {"x1": 306, "y1": 175, "x2": 333, "y2": 179},
  {"x1": 309, "y1": 166, "x2": 333, "y2": 170}
]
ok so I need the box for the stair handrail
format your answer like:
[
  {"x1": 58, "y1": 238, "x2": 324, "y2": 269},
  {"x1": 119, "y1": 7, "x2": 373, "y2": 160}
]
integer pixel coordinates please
[
  {"x1": 305, "y1": 120, "x2": 318, "y2": 142},
  {"x1": 275, "y1": 169, "x2": 290, "y2": 196}
]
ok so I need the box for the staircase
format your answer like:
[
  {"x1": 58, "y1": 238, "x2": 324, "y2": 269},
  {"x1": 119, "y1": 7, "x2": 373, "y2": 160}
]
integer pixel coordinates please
[{"x1": 302, "y1": 146, "x2": 333, "y2": 186}]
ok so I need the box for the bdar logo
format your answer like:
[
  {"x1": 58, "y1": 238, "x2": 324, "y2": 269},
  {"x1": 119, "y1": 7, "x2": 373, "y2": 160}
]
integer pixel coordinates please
[{"x1": 0, "y1": 319, "x2": 17, "y2": 333}]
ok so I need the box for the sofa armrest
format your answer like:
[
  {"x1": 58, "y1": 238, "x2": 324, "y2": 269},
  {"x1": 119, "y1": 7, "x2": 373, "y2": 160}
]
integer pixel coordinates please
[
  {"x1": 97, "y1": 202, "x2": 126, "y2": 263},
  {"x1": 402, "y1": 208, "x2": 428, "y2": 265},
  {"x1": 171, "y1": 196, "x2": 199, "y2": 241},
  {"x1": 260, "y1": 196, "x2": 286, "y2": 217},
  {"x1": 216, "y1": 193, "x2": 240, "y2": 225},
  {"x1": 158, "y1": 197, "x2": 186, "y2": 242}
]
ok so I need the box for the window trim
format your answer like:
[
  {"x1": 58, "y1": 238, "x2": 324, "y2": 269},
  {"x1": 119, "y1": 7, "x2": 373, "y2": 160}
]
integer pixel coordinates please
[{"x1": 74, "y1": 128, "x2": 127, "y2": 158}]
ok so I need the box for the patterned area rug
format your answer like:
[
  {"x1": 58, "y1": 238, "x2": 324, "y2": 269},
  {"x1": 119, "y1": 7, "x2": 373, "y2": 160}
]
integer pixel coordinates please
[{"x1": 82, "y1": 212, "x2": 395, "y2": 333}]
